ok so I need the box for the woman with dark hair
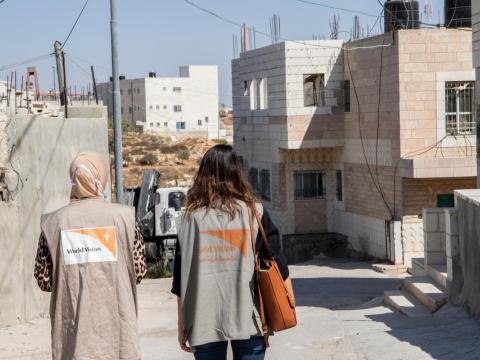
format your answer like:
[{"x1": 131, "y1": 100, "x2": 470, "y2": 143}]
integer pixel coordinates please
[{"x1": 171, "y1": 144, "x2": 294, "y2": 360}]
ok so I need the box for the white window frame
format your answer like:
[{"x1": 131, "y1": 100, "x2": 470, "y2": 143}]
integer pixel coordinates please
[
  {"x1": 259, "y1": 78, "x2": 268, "y2": 110},
  {"x1": 436, "y1": 71, "x2": 476, "y2": 147},
  {"x1": 249, "y1": 79, "x2": 258, "y2": 110}
]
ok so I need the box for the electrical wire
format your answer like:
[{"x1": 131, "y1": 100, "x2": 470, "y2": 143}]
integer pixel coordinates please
[
  {"x1": 0, "y1": 54, "x2": 54, "y2": 72},
  {"x1": 182, "y1": 0, "x2": 393, "y2": 51},
  {"x1": 294, "y1": 0, "x2": 379, "y2": 18},
  {"x1": 345, "y1": 46, "x2": 394, "y2": 219},
  {"x1": 374, "y1": 33, "x2": 387, "y2": 187},
  {"x1": 61, "y1": 0, "x2": 90, "y2": 49}
]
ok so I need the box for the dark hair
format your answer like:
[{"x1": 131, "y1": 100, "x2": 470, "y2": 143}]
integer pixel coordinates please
[{"x1": 186, "y1": 144, "x2": 257, "y2": 218}]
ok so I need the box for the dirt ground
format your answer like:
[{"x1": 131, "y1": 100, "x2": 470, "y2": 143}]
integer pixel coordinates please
[
  {"x1": 112, "y1": 130, "x2": 220, "y2": 189},
  {"x1": 2, "y1": 257, "x2": 480, "y2": 359}
]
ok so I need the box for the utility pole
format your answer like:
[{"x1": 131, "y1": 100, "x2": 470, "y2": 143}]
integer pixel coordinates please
[
  {"x1": 110, "y1": 0, "x2": 124, "y2": 203},
  {"x1": 90, "y1": 66, "x2": 99, "y2": 105},
  {"x1": 52, "y1": 66, "x2": 56, "y2": 99},
  {"x1": 53, "y1": 41, "x2": 66, "y2": 106}
]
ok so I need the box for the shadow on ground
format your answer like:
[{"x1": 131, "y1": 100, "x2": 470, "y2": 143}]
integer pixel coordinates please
[
  {"x1": 291, "y1": 257, "x2": 404, "y2": 309},
  {"x1": 293, "y1": 277, "x2": 402, "y2": 309},
  {"x1": 363, "y1": 306, "x2": 480, "y2": 360}
]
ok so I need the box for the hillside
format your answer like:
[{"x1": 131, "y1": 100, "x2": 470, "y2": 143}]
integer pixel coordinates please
[{"x1": 110, "y1": 131, "x2": 219, "y2": 188}]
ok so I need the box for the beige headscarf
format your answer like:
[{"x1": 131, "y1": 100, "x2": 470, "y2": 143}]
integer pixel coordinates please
[{"x1": 70, "y1": 152, "x2": 109, "y2": 200}]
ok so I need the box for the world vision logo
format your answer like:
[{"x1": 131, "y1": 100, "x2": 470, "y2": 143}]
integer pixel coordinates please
[
  {"x1": 61, "y1": 226, "x2": 117, "y2": 265},
  {"x1": 199, "y1": 229, "x2": 250, "y2": 262}
]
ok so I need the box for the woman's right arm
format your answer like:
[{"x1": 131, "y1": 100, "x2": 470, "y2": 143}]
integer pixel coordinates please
[
  {"x1": 172, "y1": 241, "x2": 191, "y2": 352},
  {"x1": 177, "y1": 296, "x2": 191, "y2": 352}
]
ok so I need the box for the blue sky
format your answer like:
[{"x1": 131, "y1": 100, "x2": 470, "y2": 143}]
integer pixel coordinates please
[{"x1": 0, "y1": 0, "x2": 443, "y2": 105}]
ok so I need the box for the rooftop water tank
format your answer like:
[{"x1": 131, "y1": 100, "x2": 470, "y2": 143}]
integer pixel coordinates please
[
  {"x1": 384, "y1": 0, "x2": 420, "y2": 32},
  {"x1": 445, "y1": 0, "x2": 471, "y2": 28}
]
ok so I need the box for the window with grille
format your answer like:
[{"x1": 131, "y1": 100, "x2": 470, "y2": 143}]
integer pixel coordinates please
[
  {"x1": 174, "y1": 105, "x2": 182, "y2": 112},
  {"x1": 259, "y1": 170, "x2": 271, "y2": 201},
  {"x1": 294, "y1": 170, "x2": 326, "y2": 200},
  {"x1": 336, "y1": 170, "x2": 343, "y2": 202},
  {"x1": 343, "y1": 80, "x2": 350, "y2": 112},
  {"x1": 303, "y1": 74, "x2": 325, "y2": 107},
  {"x1": 173, "y1": 87, "x2": 182, "y2": 93},
  {"x1": 198, "y1": 119, "x2": 202, "y2": 126},
  {"x1": 445, "y1": 82, "x2": 475, "y2": 135}
]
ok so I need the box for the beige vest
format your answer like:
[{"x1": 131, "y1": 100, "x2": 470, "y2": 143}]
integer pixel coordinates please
[{"x1": 41, "y1": 198, "x2": 141, "y2": 360}]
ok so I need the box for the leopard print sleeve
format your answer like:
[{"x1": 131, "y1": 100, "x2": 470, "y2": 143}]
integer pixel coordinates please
[
  {"x1": 34, "y1": 233, "x2": 53, "y2": 292},
  {"x1": 134, "y1": 222, "x2": 147, "y2": 284}
]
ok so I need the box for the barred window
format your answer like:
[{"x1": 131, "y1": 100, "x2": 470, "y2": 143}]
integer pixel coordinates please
[
  {"x1": 445, "y1": 82, "x2": 475, "y2": 136},
  {"x1": 259, "y1": 170, "x2": 271, "y2": 201},
  {"x1": 294, "y1": 170, "x2": 326, "y2": 200},
  {"x1": 336, "y1": 170, "x2": 343, "y2": 202}
]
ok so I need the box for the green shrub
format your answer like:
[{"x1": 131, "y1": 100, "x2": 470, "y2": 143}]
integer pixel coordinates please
[
  {"x1": 212, "y1": 138, "x2": 228, "y2": 145},
  {"x1": 138, "y1": 154, "x2": 158, "y2": 165},
  {"x1": 176, "y1": 149, "x2": 190, "y2": 161},
  {"x1": 123, "y1": 152, "x2": 133, "y2": 163},
  {"x1": 108, "y1": 119, "x2": 135, "y2": 133},
  {"x1": 145, "y1": 261, "x2": 172, "y2": 279}
]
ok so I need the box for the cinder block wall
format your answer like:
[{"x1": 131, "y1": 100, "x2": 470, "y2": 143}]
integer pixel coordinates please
[{"x1": 0, "y1": 108, "x2": 109, "y2": 326}]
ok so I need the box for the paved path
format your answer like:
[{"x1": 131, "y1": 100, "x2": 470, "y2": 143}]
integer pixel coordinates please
[{"x1": 1, "y1": 257, "x2": 480, "y2": 359}]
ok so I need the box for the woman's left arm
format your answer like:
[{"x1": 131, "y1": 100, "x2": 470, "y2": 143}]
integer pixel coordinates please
[
  {"x1": 257, "y1": 209, "x2": 295, "y2": 303},
  {"x1": 133, "y1": 223, "x2": 147, "y2": 284},
  {"x1": 34, "y1": 233, "x2": 53, "y2": 292},
  {"x1": 257, "y1": 209, "x2": 290, "y2": 280}
]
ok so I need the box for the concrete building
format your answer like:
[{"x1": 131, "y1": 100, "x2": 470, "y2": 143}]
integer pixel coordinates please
[
  {"x1": 97, "y1": 65, "x2": 220, "y2": 139},
  {"x1": 233, "y1": 29, "x2": 476, "y2": 266},
  {"x1": 474, "y1": 0, "x2": 480, "y2": 185},
  {"x1": 0, "y1": 100, "x2": 109, "y2": 327}
]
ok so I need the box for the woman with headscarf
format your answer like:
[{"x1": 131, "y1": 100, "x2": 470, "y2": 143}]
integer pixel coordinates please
[{"x1": 33, "y1": 152, "x2": 146, "y2": 360}]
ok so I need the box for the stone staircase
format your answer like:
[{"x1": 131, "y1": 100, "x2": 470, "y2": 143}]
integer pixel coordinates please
[{"x1": 384, "y1": 258, "x2": 447, "y2": 317}]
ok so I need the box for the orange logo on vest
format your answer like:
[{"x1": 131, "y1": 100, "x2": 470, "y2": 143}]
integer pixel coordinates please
[
  {"x1": 69, "y1": 227, "x2": 117, "y2": 257},
  {"x1": 200, "y1": 229, "x2": 249, "y2": 258},
  {"x1": 61, "y1": 226, "x2": 118, "y2": 265}
]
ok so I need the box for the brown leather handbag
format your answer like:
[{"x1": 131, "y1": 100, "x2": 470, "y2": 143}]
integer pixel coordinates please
[{"x1": 248, "y1": 207, "x2": 297, "y2": 346}]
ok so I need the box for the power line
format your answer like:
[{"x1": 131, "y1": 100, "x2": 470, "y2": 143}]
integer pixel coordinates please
[
  {"x1": 182, "y1": 0, "x2": 393, "y2": 51},
  {"x1": 345, "y1": 46, "x2": 394, "y2": 219},
  {"x1": 294, "y1": 0, "x2": 379, "y2": 18},
  {"x1": 61, "y1": 0, "x2": 90, "y2": 49},
  {"x1": 0, "y1": 54, "x2": 53, "y2": 72}
]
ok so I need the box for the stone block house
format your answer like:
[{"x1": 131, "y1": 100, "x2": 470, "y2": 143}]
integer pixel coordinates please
[{"x1": 232, "y1": 28, "x2": 476, "y2": 266}]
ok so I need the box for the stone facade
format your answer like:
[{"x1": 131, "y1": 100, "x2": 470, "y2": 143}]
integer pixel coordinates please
[{"x1": 232, "y1": 29, "x2": 476, "y2": 266}]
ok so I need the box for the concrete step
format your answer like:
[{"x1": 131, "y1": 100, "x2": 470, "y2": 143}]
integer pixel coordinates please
[
  {"x1": 403, "y1": 276, "x2": 447, "y2": 313},
  {"x1": 426, "y1": 263, "x2": 447, "y2": 289},
  {"x1": 372, "y1": 263, "x2": 408, "y2": 275},
  {"x1": 410, "y1": 257, "x2": 427, "y2": 277},
  {"x1": 384, "y1": 290, "x2": 432, "y2": 317}
]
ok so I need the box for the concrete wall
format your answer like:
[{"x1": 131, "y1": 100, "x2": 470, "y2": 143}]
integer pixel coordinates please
[
  {"x1": 0, "y1": 107, "x2": 109, "y2": 326},
  {"x1": 422, "y1": 208, "x2": 447, "y2": 266},
  {"x1": 473, "y1": 0, "x2": 480, "y2": 187},
  {"x1": 449, "y1": 190, "x2": 480, "y2": 315}
]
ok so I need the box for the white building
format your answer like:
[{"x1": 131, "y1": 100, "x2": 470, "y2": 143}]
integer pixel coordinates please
[{"x1": 98, "y1": 65, "x2": 220, "y2": 139}]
